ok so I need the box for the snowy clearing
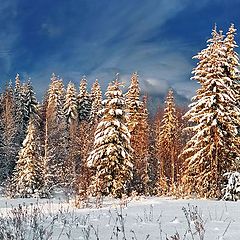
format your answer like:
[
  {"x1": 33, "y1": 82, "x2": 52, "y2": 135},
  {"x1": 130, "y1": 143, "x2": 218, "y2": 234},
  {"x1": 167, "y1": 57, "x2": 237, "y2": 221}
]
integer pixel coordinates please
[{"x1": 0, "y1": 197, "x2": 239, "y2": 240}]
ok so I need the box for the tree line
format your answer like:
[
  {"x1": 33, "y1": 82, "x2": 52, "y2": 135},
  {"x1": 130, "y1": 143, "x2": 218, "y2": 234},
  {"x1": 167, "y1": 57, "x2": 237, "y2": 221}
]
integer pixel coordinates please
[{"x1": 0, "y1": 24, "x2": 239, "y2": 200}]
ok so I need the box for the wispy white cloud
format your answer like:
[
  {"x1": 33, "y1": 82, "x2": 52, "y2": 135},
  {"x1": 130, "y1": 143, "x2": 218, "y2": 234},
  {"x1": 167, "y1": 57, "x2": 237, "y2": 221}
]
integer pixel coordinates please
[
  {"x1": 0, "y1": 0, "x2": 217, "y2": 99},
  {"x1": 41, "y1": 23, "x2": 63, "y2": 37},
  {"x1": 26, "y1": 0, "x2": 201, "y2": 98}
]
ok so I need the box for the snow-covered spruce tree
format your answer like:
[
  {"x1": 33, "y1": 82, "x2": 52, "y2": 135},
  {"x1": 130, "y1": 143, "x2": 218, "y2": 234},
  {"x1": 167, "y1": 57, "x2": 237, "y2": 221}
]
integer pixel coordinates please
[
  {"x1": 63, "y1": 81, "x2": 79, "y2": 192},
  {"x1": 125, "y1": 72, "x2": 142, "y2": 131},
  {"x1": 147, "y1": 106, "x2": 164, "y2": 195},
  {"x1": 22, "y1": 79, "x2": 39, "y2": 128},
  {"x1": 156, "y1": 89, "x2": 182, "y2": 195},
  {"x1": 0, "y1": 83, "x2": 19, "y2": 182},
  {"x1": 180, "y1": 27, "x2": 240, "y2": 198},
  {"x1": 42, "y1": 74, "x2": 68, "y2": 196},
  {"x1": 223, "y1": 24, "x2": 240, "y2": 105},
  {"x1": 14, "y1": 75, "x2": 39, "y2": 147},
  {"x1": 223, "y1": 25, "x2": 240, "y2": 163},
  {"x1": 125, "y1": 72, "x2": 149, "y2": 194},
  {"x1": 64, "y1": 81, "x2": 78, "y2": 126},
  {"x1": 90, "y1": 79, "x2": 102, "y2": 123},
  {"x1": 13, "y1": 74, "x2": 26, "y2": 148},
  {"x1": 10, "y1": 118, "x2": 43, "y2": 198},
  {"x1": 78, "y1": 76, "x2": 92, "y2": 122},
  {"x1": 76, "y1": 79, "x2": 103, "y2": 198},
  {"x1": 76, "y1": 77, "x2": 95, "y2": 198},
  {"x1": 87, "y1": 78, "x2": 133, "y2": 198}
]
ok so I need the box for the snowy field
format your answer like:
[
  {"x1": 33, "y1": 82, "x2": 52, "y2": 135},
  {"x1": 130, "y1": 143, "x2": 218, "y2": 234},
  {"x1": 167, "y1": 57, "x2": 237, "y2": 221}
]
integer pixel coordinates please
[{"x1": 0, "y1": 196, "x2": 239, "y2": 240}]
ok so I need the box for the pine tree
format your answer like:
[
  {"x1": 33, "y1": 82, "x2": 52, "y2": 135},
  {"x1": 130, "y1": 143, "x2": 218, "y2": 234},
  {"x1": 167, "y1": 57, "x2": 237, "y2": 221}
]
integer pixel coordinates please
[
  {"x1": 42, "y1": 74, "x2": 68, "y2": 196},
  {"x1": 125, "y1": 72, "x2": 142, "y2": 132},
  {"x1": 90, "y1": 79, "x2": 102, "y2": 123},
  {"x1": 223, "y1": 24, "x2": 240, "y2": 98},
  {"x1": 13, "y1": 75, "x2": 39, "y2": 147},
  {"x1": 64, "y1": 81, "x2": 78, "y2": 125},
  {"x1": 63, "y1": 81, "x2": 78, "y2": 192},
  {"x1": 222, "y1": 24, "x2": 240, "y2": 169},
  {"x1": 0, "y1": 83, "x2": 19, "y2": 181},
  {"x1": 76, "y1": 77, "x2": 94, "y2": 197},
  {"x1": 223, "y1": 24, "x2": 240, "y2": 144},
  {"x1": 78, "y1": 77, "x2": 92, "y2": 122},
  {"x1": 14, "y1": 74, "x2": 26, "y2": 146},
  {"x1": 181, "y1": 27, "x2": 240, "y2": 198},
  {"x1": 156, "y1": 89, "x2": 182, "y2": 195},
  {"x1": 87, "y1": 78, "x2": 133, "y2": 198},
  {"x1": 11, "y1": 118, "x2": 43, "y2": 198},
  {"x1": 147, "y1": 106, "x2": 162, "y2": 195},
  {"x1": 125, "y1": 72, "x2": 149, "y2": 194},
  {"x1": 22, "y1": 79, "x2": 39, "y2": 127},
  {"x1": 76, "y1": 79, "x2": 103, "y2": 197}
]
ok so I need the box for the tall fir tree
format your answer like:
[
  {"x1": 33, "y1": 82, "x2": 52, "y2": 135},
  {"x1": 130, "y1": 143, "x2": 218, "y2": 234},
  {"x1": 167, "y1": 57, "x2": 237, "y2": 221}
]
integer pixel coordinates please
[
  {"x1": 76, "y1": 77, "x2": 94, "y2": 197},
  {"x1": 22, "y1": 79, "x2": 39, "y2": 127},
  {"x1": 14, "y1": 74, "x2": 26, "y2": 147},
  {"x1": 87, "y1": 78, "x2": 133, "y2": 198},
  {"x1": 63, "y1": 81, "x2": 79, "y2": 192},
  {"x1": 13, "y1": 75, "x2": 39, "y2": 147},
  {"x1": 180, "y1": 27, "x2": 240, "y2": 198},
  {"x1": 156, "y1": 89, "x2": 182, "y2": 195},
  {"x1": 0, "y1": 83, "x2": 19, "y2": 182},
  {"x1": 10, "y1": 118, "x2": 43, "y2": 198},
  {"x1": 42, "y1": 74, "x2": 68, "y2": 196},
  {"x1": 223, "y1": 24, "x2": 240, "y2": 112},
  {"x1": 125, "y1": 72, "x2": 142, "y2": 132},
  {"x1": 78, "y1": 77, "x2": 92, "y2": 122},
  {"x1": 90, "y1": 79, "x2": 102, "y2": 123},
  {"x1": 149, "y1": 104, "x2": 165, "y2": 194},
  {"x1": 125, "y1": 72, "x2": 149, "y2": 194},
  {"x1": 76, "y1": 79, "x2": 103, "y2": 198},
  {"x1": 64, "y1": 81, "x2": 78, "y2": 125}
]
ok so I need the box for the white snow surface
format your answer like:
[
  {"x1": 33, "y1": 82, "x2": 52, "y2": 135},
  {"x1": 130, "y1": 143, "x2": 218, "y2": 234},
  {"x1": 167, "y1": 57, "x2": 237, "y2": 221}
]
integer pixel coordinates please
[{"x1": 0, "y1": 196, "x2": 239, "y2": 239}]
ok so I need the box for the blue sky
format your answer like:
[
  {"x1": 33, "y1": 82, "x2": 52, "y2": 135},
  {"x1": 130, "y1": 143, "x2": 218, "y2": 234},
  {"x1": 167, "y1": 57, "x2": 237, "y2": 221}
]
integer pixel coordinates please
[{"x1": 0, "y1": 0, "x2": 240, "y2": 99}]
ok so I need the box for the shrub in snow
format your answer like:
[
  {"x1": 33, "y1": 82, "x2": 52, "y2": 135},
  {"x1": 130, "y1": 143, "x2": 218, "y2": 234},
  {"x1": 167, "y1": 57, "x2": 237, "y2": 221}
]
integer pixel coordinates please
[{"x1": 222, "y1": 172, "x2": 240, "y2": 201}]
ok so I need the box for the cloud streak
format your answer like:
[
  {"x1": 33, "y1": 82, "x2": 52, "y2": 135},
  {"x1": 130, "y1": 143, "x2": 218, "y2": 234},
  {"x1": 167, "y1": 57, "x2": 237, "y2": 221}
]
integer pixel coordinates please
[
  {"x1": 25, "y1": 0, "x2": 196, "y2": 97},
  {"x1": 0, "y1": 0, "x2": 239, "y2": 101}
]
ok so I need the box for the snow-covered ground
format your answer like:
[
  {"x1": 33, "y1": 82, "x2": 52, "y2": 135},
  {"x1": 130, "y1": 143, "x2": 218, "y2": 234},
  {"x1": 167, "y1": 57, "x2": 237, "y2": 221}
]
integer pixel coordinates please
[{"x1": 0, "y1": 196, "x2": 239, "y2": 239}]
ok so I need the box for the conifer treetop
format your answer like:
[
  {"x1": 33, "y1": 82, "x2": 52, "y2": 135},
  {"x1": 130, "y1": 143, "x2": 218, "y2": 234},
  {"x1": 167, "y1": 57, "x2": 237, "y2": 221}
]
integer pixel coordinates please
[
  {"x1": 90, "y1": 79, "x2": 102, "y2": 122},
  {"x1": 181, "y1": 27, "x2": 240, "y2": 198},
  {"x1": 224, "y1": 24, "x2": 239, "y2": 77},
  {"x1": 79, "y1": 76, "x2": 88, "y2": 98},
  {"x1": 64, "y1": 81, "x2": 78, "y2": 124},
  {"x1": 15, "y1": 73, "x2": 21, "y2": 91},
  {"x1": 159, "y1": 89, "x2": 178, "y2": 139},
  {"x1": 87, "y1": 79, "x2": 133, "y2": 197},
  {"x1": 125, "y1": 72, "x2": 140, "y2": 101},
  {"x1": 78, "y1": 76, "x2": 92, "y2": 122}
]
